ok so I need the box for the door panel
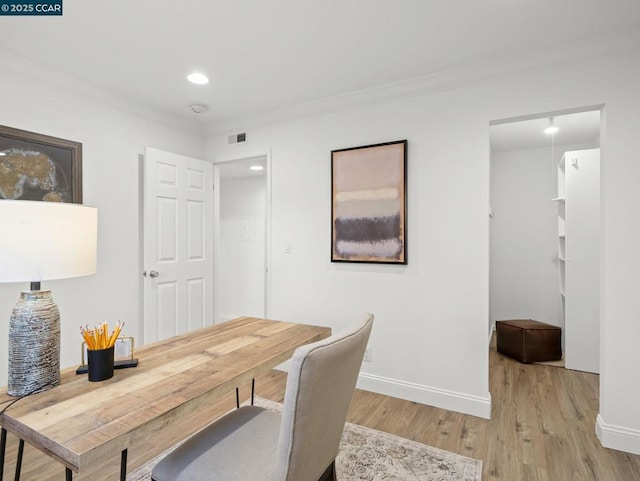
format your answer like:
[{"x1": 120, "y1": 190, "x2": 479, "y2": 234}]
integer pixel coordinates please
[
  {"x1": 564, "y1": 149, "x2": 600, "y2": 374},
  {"x1": 157, "y1": 197, "x2": 177, "y2": 261},
  {"x1": 144, "y1": 147, "x2": 213, "y2": 344},
  {"x1": 187, "y1": 200, "x2": 205, "y2": 259},
  {"x1": 187, "y1": 278, "x2": 205, "y2": 331},
  {"x1": 157, "y1": 281, "x2": 178, "y2": 340}
]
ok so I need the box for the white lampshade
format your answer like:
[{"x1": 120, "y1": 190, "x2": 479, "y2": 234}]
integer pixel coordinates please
[{"x1": 0, "y1": 200, "x2": 97, "y2": 283}]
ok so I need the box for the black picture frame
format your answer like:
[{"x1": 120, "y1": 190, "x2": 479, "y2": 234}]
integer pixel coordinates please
[
  {"x1": 331, "y1": 140, "x2": 407, "y2": 264},
  {"x1": 0, "y1": 125, "x2": 82, "y2": 204}
]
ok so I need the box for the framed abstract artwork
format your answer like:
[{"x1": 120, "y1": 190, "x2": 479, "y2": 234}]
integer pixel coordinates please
[
  {"x1": 0, "y1": 125, "x2": 82, "y2": 203},
  {"x1": 331, "y1": 140, "x2": 407, "y2": 264}
]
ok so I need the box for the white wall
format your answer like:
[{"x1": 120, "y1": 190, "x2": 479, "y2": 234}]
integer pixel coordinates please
[
  {"x1": 0, "y1": 71, "x2": 204, "y2": 384},
  {"x1": 218, "y1": 176, "x2": 266, "y2": 321},
  {"x1": 205, "y1": 50, "x2": 640, "y2": 443},
  {"x1": 489, "y1": 142, "x2": 595, "y2": 335},
  {"x1": 208, "y1": 88, "x2": 494, "y2": 419}
]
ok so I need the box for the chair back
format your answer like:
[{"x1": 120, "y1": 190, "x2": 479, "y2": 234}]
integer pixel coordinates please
[{"x1": 272, "y1": 313, "x2": 373, "y2": 481}]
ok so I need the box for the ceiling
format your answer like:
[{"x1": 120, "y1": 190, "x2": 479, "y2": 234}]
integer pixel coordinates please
[
  {"x1": 0, "y1": 1, "x2": 639, "y2": 131},
  {"x1": 218, "y1": 156, "x2": 266, "y2": 180},
  {"x1": 490, "y1": 110, "x2": 601, "y2": 152}
]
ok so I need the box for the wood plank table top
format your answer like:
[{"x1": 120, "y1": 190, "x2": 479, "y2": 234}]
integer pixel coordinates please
[{"x1": 0, "y1": 317, "x2": 331, "y2": 473}]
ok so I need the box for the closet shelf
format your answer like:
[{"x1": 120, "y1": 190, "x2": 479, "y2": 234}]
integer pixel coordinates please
[{"x1": 551, "y1": 197, "x2": 566, "y2": 202}]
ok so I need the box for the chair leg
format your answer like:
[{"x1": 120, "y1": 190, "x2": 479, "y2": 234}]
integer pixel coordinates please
[{"x1": 318, "y1": 460, "x2": 337, "y2": 481}]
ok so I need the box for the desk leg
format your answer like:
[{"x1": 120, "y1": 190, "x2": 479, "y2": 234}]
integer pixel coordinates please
[
  {"x1": 120, "y1": 449, "x2": 128, "y2": 481},
  {"x1": 63, "y1": 451, "x2": 120, "y2": 481},
  {"x1": 14, "y1": 439, "x2": 24, "y2": 481},
  {"x1": 236, "y1": 379, "x2": 256, "y2": 408},
  {"x1": 0, "y1": 428, "x2": 6, "y2": 481}
]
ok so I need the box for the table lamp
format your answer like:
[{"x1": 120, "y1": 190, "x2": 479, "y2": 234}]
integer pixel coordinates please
[{"x1": 0, "y1": 200, "x2": 97, "y2": 397}]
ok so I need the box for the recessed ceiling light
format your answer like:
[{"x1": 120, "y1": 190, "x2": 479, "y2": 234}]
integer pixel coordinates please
[
  {"x1": 250, "y1": 165, "x2": 264, "y2": 171},
  {"x1": 187, "y1": 72, "x2": 209, "y2": 85}
]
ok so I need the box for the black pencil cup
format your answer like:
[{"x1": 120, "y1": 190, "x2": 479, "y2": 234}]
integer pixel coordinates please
[{"x1": 87, "y1": 346, "x2": 115, "y2": 382}]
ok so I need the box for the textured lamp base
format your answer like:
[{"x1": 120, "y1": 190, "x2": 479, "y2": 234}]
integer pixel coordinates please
[{"x1": 8, "y1": 290, "x2": 61, "y2": 397}]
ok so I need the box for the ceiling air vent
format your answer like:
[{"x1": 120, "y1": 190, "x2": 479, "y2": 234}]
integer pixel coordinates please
[{"x1": 228, "y1": 132, "x2": 247, "y2": 144}]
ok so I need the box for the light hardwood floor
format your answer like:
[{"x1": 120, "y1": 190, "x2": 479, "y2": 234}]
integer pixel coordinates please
[{"x1": 2, "y1": 342, "x2": 639, "y2": 480}]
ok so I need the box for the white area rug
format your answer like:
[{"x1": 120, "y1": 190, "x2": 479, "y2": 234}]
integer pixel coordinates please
[{"x1": 127, "y1": 397, "x2": 482, "y2": 481}]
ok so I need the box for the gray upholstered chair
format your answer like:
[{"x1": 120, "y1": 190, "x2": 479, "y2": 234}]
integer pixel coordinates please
[{"x1": 151, "y1": 313, "x2": 373, "y2": 481}]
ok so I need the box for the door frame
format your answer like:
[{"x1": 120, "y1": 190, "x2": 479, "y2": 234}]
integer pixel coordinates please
[
  {"x1": 213, "y1": 152, "x2": 272, "y2": 324},
  {"x1": 487, "y1": 104, "x2": 603, "y2": 366}
]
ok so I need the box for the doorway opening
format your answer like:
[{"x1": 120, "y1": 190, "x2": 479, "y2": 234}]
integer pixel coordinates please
[
  {"x1": 213, "y1": 154, "x2": 271, "y2": 324},
  {"x1": 488, "y1": 106, "x2": 602, "y2": 374}
]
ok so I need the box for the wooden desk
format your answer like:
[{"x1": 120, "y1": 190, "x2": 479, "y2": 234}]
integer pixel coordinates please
[{"x1": 0, "y1": 317, "x2": 330, "y2": 480}]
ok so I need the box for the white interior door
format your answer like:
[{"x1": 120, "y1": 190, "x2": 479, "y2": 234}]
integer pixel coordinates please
[{"x1": 143, "y1": 147, "x2": 213, "y2": 344}]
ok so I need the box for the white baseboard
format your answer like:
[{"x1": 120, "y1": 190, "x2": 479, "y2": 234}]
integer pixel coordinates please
[
  {"x1": 275, "y1": 359, "x2": 291, "y2": 372},
  {"x1": 596, "y1": 414, "x2": 640, "y2": 455},
  {"x1": 274, "y1": 364, "x2": 491, "y2": 419},
  {"x1": 489, "y1": 322, "x2": 495, "y2": 346},
  {"x1": 217, "y1": 313, "x2": 240, "y2": 323},
  {"x1": 357, "y1": 372, "x2": 491, "y2": 420}
]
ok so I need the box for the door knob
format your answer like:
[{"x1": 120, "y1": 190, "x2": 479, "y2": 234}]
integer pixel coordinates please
[{"x1": 149, "y1": 270, "x2": 160, "y2": 278}]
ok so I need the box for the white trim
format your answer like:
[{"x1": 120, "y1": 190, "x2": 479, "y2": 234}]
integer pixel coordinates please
[
  {"x1": 2, "y1": 31, "x2": 638, "y2": 138},
  {"x1": 212, "y1": 166, "x2": 221, "y2": 324},
  {"x1": 217, "y1": 313, "x2": 242, "y2": 323},
  {"x1": 596, "y1": 414, "x2": 640, "y2": 455},
  {"x1": 0, "y1": 50, "x2": 203, "y2": 136},
  {"x1": 204, "y1": 30, "x2": 640, "y2": 136},
  {"x1": 274, "y1": 364, "x2": 492, "y2": 419},
  {"x1": 357, "y1": 372, "x2": 491, "y2": 420},
  {"x1": 489, "y1": 321, "x2": 495, "y2": 346},
  {"x1": 264, "y1": 150, "x2": 273, "y2": 318},
  {"x1": 275, "y1": 360, "x2": 291, "y2": 372}
]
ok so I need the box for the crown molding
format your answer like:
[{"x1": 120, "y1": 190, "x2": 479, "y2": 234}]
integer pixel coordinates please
[
  {"x1": 204, "y1": 28, "x2": 640, "y2": 137},
  {"x1": 1, "y1": 27, "x2": 638, "y2": 141},
  {"x1": 0, "y1": 50, "x2": 204, "y2": 137}
]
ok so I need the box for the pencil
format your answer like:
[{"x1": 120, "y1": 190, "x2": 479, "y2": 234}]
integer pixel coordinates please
[{"x1": 82, "y1": 321, "x2": 125, "y2": 350}]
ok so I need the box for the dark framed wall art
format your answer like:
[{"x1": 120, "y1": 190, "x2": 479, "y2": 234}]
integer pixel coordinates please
[
  {"x1": 0, "y1": 125, "x2": 83, "y2": 203},
  {"x1": 331, "y1": 140, "x2": 407, "y2": 264}
]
